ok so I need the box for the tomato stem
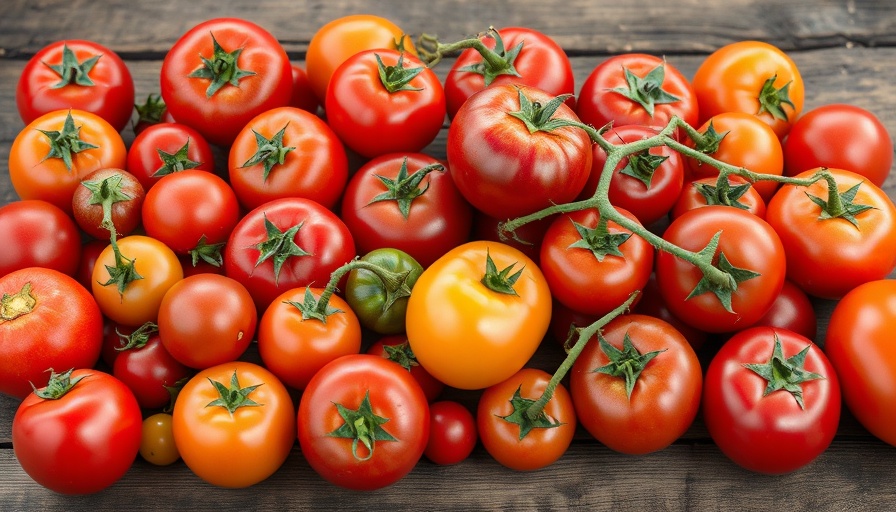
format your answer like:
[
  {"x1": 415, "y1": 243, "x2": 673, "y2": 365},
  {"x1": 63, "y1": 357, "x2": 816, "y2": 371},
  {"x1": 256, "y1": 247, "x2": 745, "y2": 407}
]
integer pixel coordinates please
[
  {"x1": 315, "y1": 259, "x2": 415, "y2": 319},
  {"x1": 417, "y1": 26, "x2": 522, "y2": 86}
]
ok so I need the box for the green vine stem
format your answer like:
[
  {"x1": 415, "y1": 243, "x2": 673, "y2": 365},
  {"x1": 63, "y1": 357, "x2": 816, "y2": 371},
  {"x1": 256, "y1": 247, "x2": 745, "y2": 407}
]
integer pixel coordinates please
[
  {"x1": 312, "y1": 258, "x2": 415, "y2": 319},
  {"x1": 417, "y1": 26, "x2": 518, "y2": 74}
]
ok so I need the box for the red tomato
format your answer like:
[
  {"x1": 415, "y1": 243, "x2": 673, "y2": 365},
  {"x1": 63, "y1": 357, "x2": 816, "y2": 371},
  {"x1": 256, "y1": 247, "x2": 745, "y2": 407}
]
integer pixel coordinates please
[
  {"x1": 632, "y1": 274, "x2": 709, "y2": 352},
  {"x1": 368, "y1": 335, "x2": 445, "y2": 402},
  {"x1": 424, "y1": 400, "x2": 478, "y2": 465},
  {"x1": 160, "y1": 18, "x2": 292, "y2": 146},
  {"x1": 671, "y1": 176, "x2": 767, "y2": 221},
  {"x1": 125, "y1": 122, "x2": 215, "y2": 191},
  {"x1": 112, "y1": 322, "x2": 193, "y2": 409},
  {"x1": 71, "y1": 167, "x2": 145, "y2": 240},
  {"x1": 753, "y1": 279, "x2": 817, "y2": 341},
  {"x1": 13, "y1": 369, "x2": 142, "y2": 494},
  {"x1": 703, "y1": 327, "x2": 840, "y2": 474},
  {"x1": 0, "y1": 200, "x2": 81, "y2": 278},
  {"x1": 16, "y1": 40, "x2": 135, "y2": 132},
  {"x1": 0, "y1": 268, "x2": 104, "y2": 398},
  {"x1": 289, "y1": 63, "x2": 321, "y2": 113},
  {"x1": 75, "y1": 239, "x2": 109, "y2": 291},
  {"x1": 297, "y1": 354, "x2": 430, "y2": 491}
]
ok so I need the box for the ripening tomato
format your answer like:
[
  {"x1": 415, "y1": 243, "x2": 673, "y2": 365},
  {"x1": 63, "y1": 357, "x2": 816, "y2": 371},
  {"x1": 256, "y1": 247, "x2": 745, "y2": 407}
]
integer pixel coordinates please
[
  {"x1": 125, "y1": 122, "x2": 216, "y2": 191},
  {"x1": 0, "y1": 200, "x2": 82, "y2": 278},
  {"x1": 71, "y1": 168, "x2": 145, "y2": 240}
]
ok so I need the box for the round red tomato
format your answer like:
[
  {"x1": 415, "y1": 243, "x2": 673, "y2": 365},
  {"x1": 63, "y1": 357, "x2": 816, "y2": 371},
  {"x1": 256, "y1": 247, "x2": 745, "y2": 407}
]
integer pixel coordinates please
[
  {"x1": 368, "y1": 335, "x2": 445, "y2": 402},
  {"x1": 0, "y1": 200, "x2": 81, "y2": 278},
  {"x1": 112, "y1": 322, "x2": 193, "y2": 409},
  {"x1": 671, "y1": 176, "x2": 767, "y2": 221},
  {"x1": 289, "y1": 63, "x2": 321, "y2": 113},
  {"x1": 125, "y1": 122, "x2": 216, "y2": 191},
  {"x1": 297, "y1": 354, "x2": 430, "y2": 490},
  {"x1": 632, "y1": 274, "x2": 709, "y2": 352},
  {"x1": 754, "y1": 279, "x2": 817, "y2": 341},
  {"x1": 71, "y1": 167, "x2": 145, "y2": 240},
  {"x1": 424, "y1": 400, "x2": 478, "y2": 465}
]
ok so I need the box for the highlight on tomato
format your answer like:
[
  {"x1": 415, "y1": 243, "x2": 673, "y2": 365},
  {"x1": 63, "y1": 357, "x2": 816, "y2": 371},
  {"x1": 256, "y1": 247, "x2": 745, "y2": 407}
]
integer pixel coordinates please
[
  {"x1": 0, "y1": 200, "x2": 82, "y2": 278},
  {"x1": 125, "y1": 122, "x2": 216, "y2": 192}
]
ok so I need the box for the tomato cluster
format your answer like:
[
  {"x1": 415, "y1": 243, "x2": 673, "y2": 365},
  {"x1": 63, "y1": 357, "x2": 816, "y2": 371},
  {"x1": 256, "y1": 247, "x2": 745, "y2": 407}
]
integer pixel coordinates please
[{"x1": 2, "y1": 13, "x2": 895, "y2": 495}]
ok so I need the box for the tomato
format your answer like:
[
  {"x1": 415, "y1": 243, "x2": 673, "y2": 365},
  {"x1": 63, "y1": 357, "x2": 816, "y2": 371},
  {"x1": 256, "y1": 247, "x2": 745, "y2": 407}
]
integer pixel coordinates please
[
  {"x1": 9, "y1": 109, "x2": 126, "y2": 215},
  {"x1": 703, "y1": 326, "x2": 840, "y2": 474},
  {"x1": 132, "y1": 93, "x2": 177, "y2": 136},
  {"x1": 326, "y1": 49, "x2": 446, "y2": 158},
  {"x1": 298, "y1": 354, "x2": 429, "y2": 490},
  {"x1": 406, "y1": 240, "x2": 552, "y2": 390},
  {"x1": 140, "y1": 413, "x2": 180, "y2": 466},
  {"x1": 224, "y1": 197, "x2": 356, "y2": 312},
  {"x1": 0, "y1": 268, "x2": 104, "y2": 398},
  {"x1": 581, "y1": 124, "x2": 685, "y2": 226},
  {"x1": 754, "y1": 279, "x2": 817, "y2": 341},
  {"x1": 173, "y1": 361, "x2": 296, "y2": 488},
  {"x1": 632, "y1": 273, "x2": 709, "y2": 352},
  {"x1": 447, "y1": 84, "x2": 591, "y2": 219},
  {"x1": 157, "y1": 274, "x2": 256, "y2": 369},
  {"x1": 569, "y1": 314, "x2": 702, "y2": 455},
  {"x1": 0, "y1": 200, "x2": 81, "y2": 278},
  {"x1": 424, "y1": 400, "x2": 477, "y2": 465},
  {"x1": 305, "y1": 14, "x2": 417, "y2": 104},
  {"x1": 766, "y1": 168, "x2": 896, "y2": 299},
  {"x1": 671, "y1": 176, "x2": 767, "y2": 221},
  {"x1": 783, "y1": 103, "x2": 893, "y2": 187},
  {"x1": 289, "y1": 63, "x2": 321, "y2": 113},
  {"x1": 92, "y1": 235, "x2": 184, "y2": 327},
  {"x1": 655, "y1": 205, "x2": 786, "y2": 333},
  {"x1": 257, "y1": 286, "x2": 362, "y2": 391},
  {"x1": 71, "y1": 167, "x2": 145, "y2": 240},
  {"x1": 75, "y1": 239, "x2": 108, "y2": 291},
  {"x1": 576, "y1": 54, "x2": 698, "y2": 132},
  {"x1": 539, "y1": 207, "x2": 654, "y2": 317},
  {"x1": 125, "y1": 122, "x2": 215, "y2": 191},
  {"x1": 16, "y1": 40, "x2": 135, "y2": 132},
  {"x1": 113, "y1": 322, "x2": 193, "y2": 409},
  {"x1": 825, "y1": 279, "x2": 896, "y2": 446},
  {"x1": 477, "y1": 368, "x2": 576, "y2": 470},
  {"x1": 160, "y1": 18, "x2": 292, "y2": 147},
  {"x1": 13, "y1": 369, "x2": 142, "y2": 494},
  {"x1": 367, "y1": 335, "x2": 445, "y2": 402},
  {"x1": 344, "y1": 248, "x2": 423, "y2": 334},
  {"x1": 228, "y1": 106, "x2": 348, "y2": 211},
  {"x1": 471, "y1": 211, "x2": 554, "y2": 264},
  {"x1": 692, "y1": 41, "x2": 804, "y2": 139},
  {"x1": 548, "y1": 299, "x2": 601, "y2": 350},
  {"x1": 340, "y1": 153, "x2": 473, "y2": 268}
]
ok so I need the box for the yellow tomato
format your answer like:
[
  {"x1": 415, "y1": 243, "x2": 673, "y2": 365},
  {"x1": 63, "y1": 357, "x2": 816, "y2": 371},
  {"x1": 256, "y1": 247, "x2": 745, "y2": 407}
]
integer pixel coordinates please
[{"x1": 140, "y1": 413, "x2": 180, "y2": 466}]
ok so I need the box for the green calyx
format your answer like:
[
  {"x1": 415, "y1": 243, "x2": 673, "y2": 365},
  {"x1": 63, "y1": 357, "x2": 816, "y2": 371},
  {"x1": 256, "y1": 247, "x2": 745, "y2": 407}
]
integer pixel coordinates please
[
  {"x1": 327, "y1": 390, "x2": 397, "y2": 461},
  {"x1": 619, "y1": 151, "x2": 669, "y2": 189},
  {"x1": 188, "y1": 32, "x2": 256, "y2": 98},
  {"x1": 567, "y1": 216, "x2": 631, "y2": 262},
  {"x1": 206, "y1": 370, "x2": 263, "y2": 415},
  {"x1": 134, "y1": 93, "x2": 167, "y2": 126},
  {"x1": 253, "y1": 215, "x2": 310, "y2": 285},
  {"x1": 33, "y1": 368, "x2": 85, "y2": 400},
  {"x1": 610, "y1": 62, "x2": 681, "y2": 117},
  {"x1": 757, "y1": 75, "x2": 796, "y2": 121},
  {"x1": 507, "y1": 88, "x2": 577, "y2": 134},
  {"x1": 806, "y1": 178, "x2": 874, "y2": 229},
  {"x1": 367, "y1": 158, "x2": 445, "y2": 219},
  {"x1": 153, "y1": 139, "x2": 202, "y2": 177},
  {"x1": 0, "y1": 282, "x2": 37, "y2": 322},
  {"x1": 382, "y1": 341, "x2": 420, "y2": 372},
  {"x1": 481, "y1": 249, "x2": 524, "y2": 296},
  {"x1": 283, "y1": 286, "x2": 344, "y2": 324},
  {"x1": 116, "y1": 321, "x2": 159, "y2": 351},
  {"x1": 99, "y1": 235, "x2": 144, "y2": 296},
  {"x1": 81, "y1": 172, "x2": 133, "y2": 232},
  {"x1": 692, "y1": 120, "x2": 729, "y2": 156},
  {"x1": 456, "y1": 27, "x2": 523, "y2": 86},
  {"x1": 499, "y1": 386, "x2": 564, "y2": 440},
  {"x1": 743, "y1": 334, "x2": 824, "y2": 409},
  {"x1": 686, "y1": 231, "x2": 761, "y2": 314},
  {"x1": 376, "y1": 52, "x2": 425, "y2": 93},
  {"x1": 694, "y1": 180, "x2": 753, "y2": 210},
  {"x1": 240, "y1": 124, "x2": 295, "y2": 181},
  {"x1": 38, "y1": 110, "x2": 99, "y2": 171},
  {"x1": 46, "y1": 43, "x2": 100, "y2": 88},
  {"x1": 188, "y1": 234, "x2": 226, "y2": 268},
  {"x1": 593, "y1": 332, "x2": 666, "y2": 399}
]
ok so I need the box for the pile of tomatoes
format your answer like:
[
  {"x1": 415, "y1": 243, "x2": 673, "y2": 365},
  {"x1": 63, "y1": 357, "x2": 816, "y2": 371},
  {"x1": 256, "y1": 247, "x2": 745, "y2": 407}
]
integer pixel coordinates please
[{"x1": 2, "y1": 13, "x2": 896, "y2": 495}]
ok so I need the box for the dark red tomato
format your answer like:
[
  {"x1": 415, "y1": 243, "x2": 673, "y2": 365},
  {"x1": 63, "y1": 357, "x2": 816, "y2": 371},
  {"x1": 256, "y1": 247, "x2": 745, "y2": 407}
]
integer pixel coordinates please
[
  {"x1": 471, "y1": 211, "x2": 554, "y2": 264},
  {"x1": 424, "y1": 400, "x2": 478, "y2": 465},
  {"x1": 447, "y1": 84, "x2": 591, "y2": 219},
  {"x1": 125, "y1": 122, "x2": 215, "y2": 191},
  {"x1": 753, "y1": 279, "x2": 817, "y2": 341},
  {"x1": 368, "y1": 335, "x2": 445, "y2": 402},
  {"x1": 224, "y1": 197, "x2": 356, "y2": 312},
  {"x1": 703, "y1": 326, "x2": 840, "y2": 474},
  {"x1": 100, "y1": 321, "x2": 133, "y2": 368},
  {"x1": 75, "y1": 239, "x2": 109, "y2": 291},
  {"x1": 326, "y1": 49, "x2": 446, "y2": 159},
  {"x1": 783, "y1": 103, "x2": 893, "y2": 187},
  {"x1": 290, "y1": 63, "x2": 321, "y2": 113},
  {"x1": 297, "y1": 354, "x2": 430, "y2": 491},
  {"x1": 671, "y1": 176, "x2": 767, "y2": 221},
  {"x1": 113, "y1": 324, "x2": 193, "y2": 409},
  {"x1": 228, "y1": 106, "x2": 348, "y2": 211},
  {"x1": 71, "y1": 168, "x2": 145, "y2": 240},
  {"x1": 440, "y1": 26, "x2": 575, "y2": 119},
  {"x1": 0, "y1": 200, "x2": 81, "y2": 278},
  {"x1": 13, "y1": 369, "x2": 142, "y2": 494},
  {"x1": 16, "y1": 39, "x2": 135, "y2": 132},
  {"x1": 340, "y1": 153, "x2": 473, "y2": 268},
  {"x1": 655, "y1": 205, "x2": 786, "y2": 333},
  {"x1": 632, "y1": 273, "x2": 709, "y2": 352},
  {"x1": 0, "y1": 268, "x2": 104, "y2": 398},
  {"x1": 160, "y1": 18, "x2": 292, "y2": 146},
  {"x1": 576, "y1": 54, "x2": 698, "y2": 132},
  {"x1": 581, "y1": 124, "x2": 685, "y2": 226}
]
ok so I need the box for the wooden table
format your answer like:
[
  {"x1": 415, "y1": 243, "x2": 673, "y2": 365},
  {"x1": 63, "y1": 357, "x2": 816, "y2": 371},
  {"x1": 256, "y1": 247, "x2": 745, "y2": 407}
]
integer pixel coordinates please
[{"x1": 2, "y1": 0, "x2": 896, "y2": 509}]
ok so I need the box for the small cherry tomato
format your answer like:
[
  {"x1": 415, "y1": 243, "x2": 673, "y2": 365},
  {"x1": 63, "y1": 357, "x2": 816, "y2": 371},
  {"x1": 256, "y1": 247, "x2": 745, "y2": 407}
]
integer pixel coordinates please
[
  {"x1": 424, "y1": 400, "x2": 478, "y2": 465},
  {"x1": 140, "y1": 412, "x2": 181, "y2": 466}
]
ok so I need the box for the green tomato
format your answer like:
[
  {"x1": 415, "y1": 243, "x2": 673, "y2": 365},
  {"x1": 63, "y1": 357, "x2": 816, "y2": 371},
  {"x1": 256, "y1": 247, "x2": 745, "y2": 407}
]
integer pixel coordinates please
[{"x1": 345, "y1": 248, "x2": 423, "y2": 334}]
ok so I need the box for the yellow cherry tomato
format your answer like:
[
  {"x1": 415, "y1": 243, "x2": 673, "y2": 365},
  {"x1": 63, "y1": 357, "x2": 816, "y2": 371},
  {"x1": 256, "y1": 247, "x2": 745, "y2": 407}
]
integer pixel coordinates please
[{"x1": 140, "y1": 413, "x2": 180, "y2": 466}]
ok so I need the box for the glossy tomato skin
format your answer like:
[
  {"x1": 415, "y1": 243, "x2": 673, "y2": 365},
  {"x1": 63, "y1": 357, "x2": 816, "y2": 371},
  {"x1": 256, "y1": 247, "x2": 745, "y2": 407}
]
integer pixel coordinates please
[
  {"x1": 0, "y1": 268, "x2": 104, "y2": 398},
  {"x1": 406, "y1": 241, "x2": 552, "y2": 390},
  {"x1": 424, "y1": 400, "x2": 478, "y2": 465},
  {"x1": 16, "y1": 39, "x2": 135, "y2": 132},
  {"x1": 228, "y1": 106, "x2": 348, "y2": 211},
  {"x1": 447, "y1": 84, "x2": 591, "y2": 219},
  {"x1": 754, "y1": 279, "x2": 817, "y2": 341},
  {"x1": 125, "y1": 122, "x2": 215, "y2": 191},
  {"x1": 345, "y1": 248, "x2": 423, "y2": 334},
  {"x1": 0, "y1": 200, "x2": 81, "y2": 278},
  {"x1": 570, "y1": 314, "x2": 702, "y2": 455},
  {"x1": 173, "y1": 361, "x2": 296, "y2": 488},
  {"x1": 160, "y1": 18, "x2": 292, "y2": 147},
  {"x1": 289, "y1": 63, "x2": 321, "y2": 113},
  {"x1": 443, "y1": 26, "x2": 575, "y2": 119},
  {"x1": 112, "y1": 329, "x2": 193, "y2": 409},
  {"x1": 783, "y1": 103, "x2": 893, "y2": 187},
  {"x1": 13, "y1": 369, "x2": 143, "y2": 494},
  {"x1": 703, "y1": 327, "x2": 840, "y2": 474},
  {"x1": 367, "y1": 335, "x2": 445, "y2": 402},
  {"x1": 655, "y1": 205, "x2": 786, "y2": 333},
  {"x1": 825, "y1": 280, "x2": 896, "y2": 446},
  {"x1": 766, "y1": 168, "x2": 896, "y2": 299},
  {"x1": 224, "y1": 197, "x2": 356, "y2": 312},
  {"x1": 326, "y1": 49, "x2": 446, "y2": 158},
  {"x1": 72, "y1": 167, "x2": 145, "y2": 240},
  {"x1": 297, "y1": 354, "x2": 430, "y2": 491},
  {"x1": 671, "y1": 176, "x2": 767, "y2": 221},
  {"x1": 140, "y1": 412, "x2": 180, "y2": 466},
  {"x1": 478, "y1": 368, "x2": 576, "y2": 471}
]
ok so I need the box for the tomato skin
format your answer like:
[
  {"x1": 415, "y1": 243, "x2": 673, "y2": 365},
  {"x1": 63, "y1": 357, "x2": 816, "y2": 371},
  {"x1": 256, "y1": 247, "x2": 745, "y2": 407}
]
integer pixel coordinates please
[
  {"x1": 289, "y1": 63, "x2": 321, "y2": 113},
  {"x1": 0, "y1": 268, "x2": 104, "y2": 398},
  {"x1": 125, "y1": 122, "x2": 215, "y2": 192},
  {"x1": 824, "y1": 280, "x2": 896, "y2": 446},
  {"x1": 703, "y1": 327, "x2": 840, "y2": 474},
  {"x1": 173, "y1": 361, "x2": 296, "y2": 488},
  {"x1": 754, "y1": 279, "x2": 817, "y2": 341},
  {"x1": 72, "y1": 167, "x2": 145, "y2": 240},
  {"x1": 161, "y1": 18, "x2": 292, "y2": 147},
  {"x1": 447, "y1": 84, "x2": 592, "y2": 219},
  {"x1": 345, "y1": 248, "x2": 423, "y2": 334},
  {"x1": 140, "y1": 413, "x2": 180, "y2": 466},
  {"x1": 297, "y1": 354, "x2": 430, "y2": 491},
  {"x1": 569, "y1": 314, "x2": 702, "y2": 455},
  {"x1": 406, "y1": 241, "x2": 552, "y2": 390},
  {"x1": 367, "y1": 335, "x2": 445, "y2": 402},
  {"x1": 0, "y1": 200, "x2": 81, "y2": 278},
  {"x1": 113, "y1": 330, "x2": 193, "y2": 409},
  {"x1": 477, "y1": 368, "x2": 576, "y2": 471},
  {"x1": 13, "y1": 369, "x2": 143, "y2": 494},
  {"x1": 9, "y1": 109, "x2": 127, "y2": 216},
  {"x1": 766, "y1": 168, "x2": 896, "y2": 299},
  {"x1": 671, "y1": 176, "x2": 767, "y2": 221},
  {"x1": 16, "y1": 40, "x2": 135, "y2": 132},
  {"x1": 424, "y1": 400, "x2": 477, "y2": 465},
  {"x1": 783, "y1": 103, "x2": 893, "y2": 187}
]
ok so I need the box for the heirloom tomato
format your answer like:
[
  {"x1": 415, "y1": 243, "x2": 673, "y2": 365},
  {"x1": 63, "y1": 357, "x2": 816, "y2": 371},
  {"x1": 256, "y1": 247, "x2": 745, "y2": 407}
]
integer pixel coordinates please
[
  {"x1": 125, "y1": 122, "x2": 215, "y2": 191},
  {"x1": 424, "y1": 400, "x2": 477, "y2": 465},
  {"x1": 0, "y1": 200, "x2": 81, "y2": 277},
  {"x1": 71, "y1": 167, "x2": 145, "y2": 240}
]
